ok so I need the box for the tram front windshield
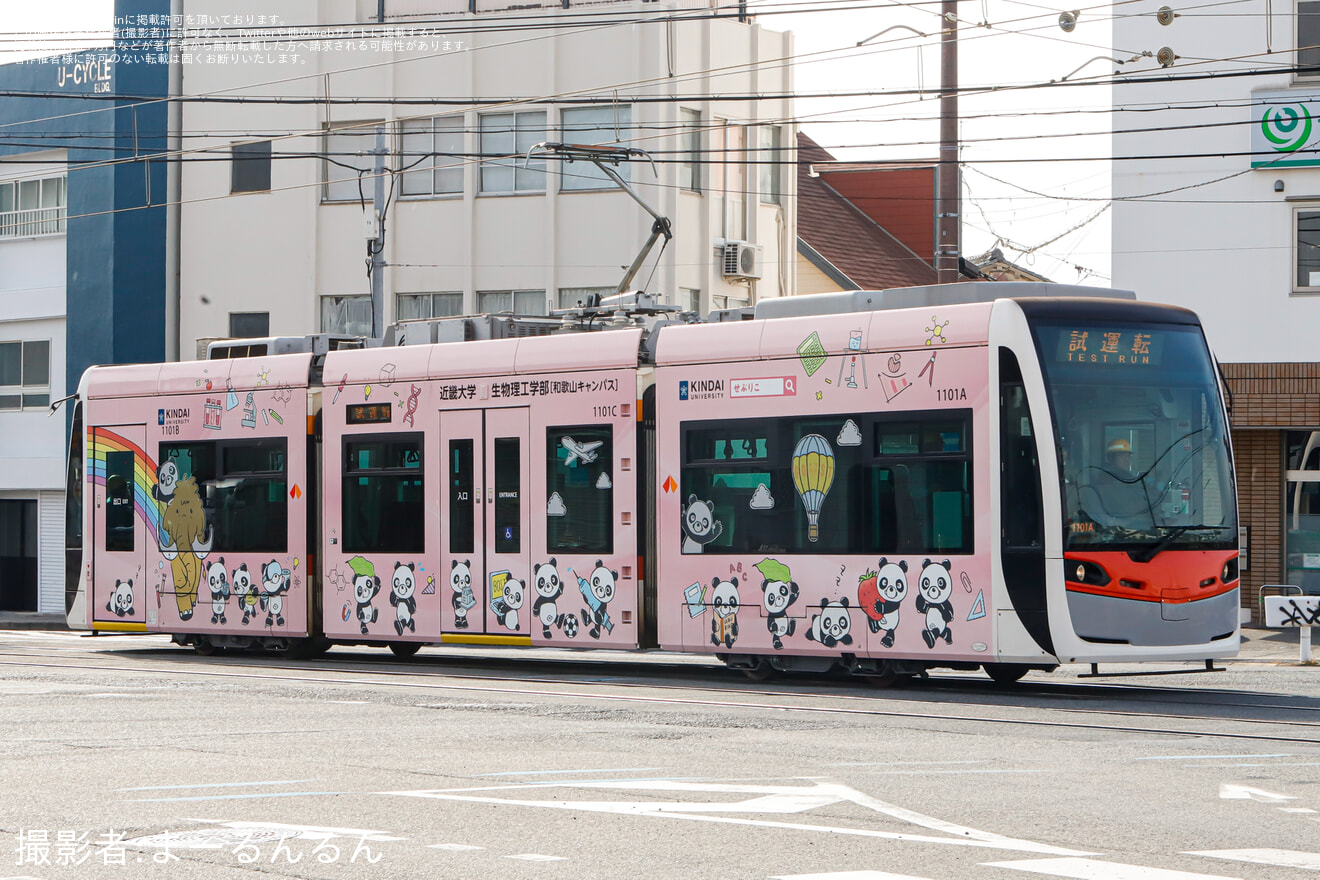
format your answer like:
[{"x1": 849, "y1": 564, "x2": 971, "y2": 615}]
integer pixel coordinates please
[{"x1": 1031, "y1": 320, "x2": 1237, "y2": 551}]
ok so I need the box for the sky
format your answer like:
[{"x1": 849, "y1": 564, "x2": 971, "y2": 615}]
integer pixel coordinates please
[{"x1": 1, "y1": 0, "x2": 1117, "y2": 284}]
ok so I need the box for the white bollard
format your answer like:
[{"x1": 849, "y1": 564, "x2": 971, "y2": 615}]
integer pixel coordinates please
[{"x1": 1303, "y1": 625, "x2": 1313, "y2": 663}]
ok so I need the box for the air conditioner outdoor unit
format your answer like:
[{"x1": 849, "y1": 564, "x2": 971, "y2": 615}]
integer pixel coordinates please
[{"x1": 721, "y1": 240, "x2": 762, "y2": 280}]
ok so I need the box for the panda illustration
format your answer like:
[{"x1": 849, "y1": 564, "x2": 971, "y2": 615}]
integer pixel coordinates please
[
  {"x1": 261, "y1": 560, "x2": 290, "y2": 628},
  {"x1": 492, "y1": 576, "x2": 524, "y2": 632},
  {"x1": 861, "y1": 558, "x2": 908, "y2": 648},
  {"x1": 206, "y1": 559, "x2": 230, "y2": 625},
  {"x1": 390, "y1": 562, "x2": 417, "y2": 636},
  {"x1": 681, "y1": 495, "x2": 723, "y2": 553},
  {"x1": 450, "y1": 559, "x2": 474, "y2": 629},
  {"x1": 805, "y1": 597, "x2": 853, "y2": 649},
  {"x1": 532, "y1": 559, "x2": 567, "y2": 639},
  {"x1": 106, "y1": 579, "x2": 134, "y2": 618},
  {"x1": 709, "y1": 578, "x2": 740, "y2": 649},
  {"x1": 232, "y1": 563, "x2": 259, "y2": 626},
  {"x1": 915, "y1": 559, "x2": 955, "y2": 649},
  {"x1": 759, "y1": 571, "x2": 799, "y2": 651},
  {"x1": 579, "y1": 561, "x2": 617, "y2": 639},
  {"x1": 152, "y1": 459, "x2": 178, "y2": 505},
  {"x1": 353, "y1": 571, "x2": 381, "y2": 635}
]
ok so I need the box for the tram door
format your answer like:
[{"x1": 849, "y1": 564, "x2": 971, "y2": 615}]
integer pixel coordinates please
[
  {"x1": 439, "y1": 408, "x2": 530, "y2": 636},
  {"x1": 91, "y1": 424, "x2": 148, "y2": 630}
]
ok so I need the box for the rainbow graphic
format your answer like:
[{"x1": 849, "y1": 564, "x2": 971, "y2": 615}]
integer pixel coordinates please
[{"x1": 88, "y1": 428, "x2": 162, "y2": 538}]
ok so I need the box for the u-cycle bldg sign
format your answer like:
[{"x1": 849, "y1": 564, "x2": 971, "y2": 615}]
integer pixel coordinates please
[{"x1": 1253, "y1": 91, "x2": 1320, "y2": 167}]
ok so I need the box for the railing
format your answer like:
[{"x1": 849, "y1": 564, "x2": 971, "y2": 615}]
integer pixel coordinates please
[{"x1": 0, "y1": 207, "x2": 66, "y2": 238}]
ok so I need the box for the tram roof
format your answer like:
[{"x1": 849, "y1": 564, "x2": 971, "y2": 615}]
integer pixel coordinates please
[
  {"x1": 324, "y1": 326, "x2": 645, "y2": 386},
  {"x1": 85, "y1": 352, "x2": 315, "y2": 399}
]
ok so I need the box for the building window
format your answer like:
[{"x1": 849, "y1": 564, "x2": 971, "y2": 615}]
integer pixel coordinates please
[
  {"x1": 1286, "y1": 430, "x2": 1320, "y2": 590},
  {"x1": 0, "y1": 175, "x2": 66, "y2": 237},
  {"x1": 1296, "y1": 207, "x2": 1320, "y2": 292},
  {"x1": 560, "y1": 106, "x2": 631, "y2": 191},
  {"x1": 681, "y1": 287, "x2": 701, "y2": 314},
  {"x1": 1301, "y1": 1, "x2": 1320, "y2": 76},
  {"x1": 400, "y1": 115, "x2": 465, "y2": 197},
  {"x1": 397, "y1": 292, "x2": 464, "y2": 320},
  {"x1": 0, "y1": 339, "x2": 50, "y2": 410},
  {"x1": 725, "y1": 123, "x2": 747, "y2": 240},
  {"x1": 679, "y1": 108, "x2": 701, "y2": 192},
  {"x1": 323, "y1": 124, "x2": 382, "y2": 202},
  {"x1": 321, "y1": 295, "x2": 373, "y2": 335},
  {"x1": 478, "y1": 290, "x2": 546, "y2": 315},
  {"x1": 228, "y1": 312, "x2": 269, "y2": 338},
  {"x1": 480, "y1": 111, "x2": 546, "y2": 193},
  {"x1": 557, "y1": 287, "x2": 614, "y2": 310},
  {"x1": 759, "y1": 125, "x2": 782, "y2": 205},
  {"x1": 230, "y1": 141, "x2": 271, "y2": 193}
]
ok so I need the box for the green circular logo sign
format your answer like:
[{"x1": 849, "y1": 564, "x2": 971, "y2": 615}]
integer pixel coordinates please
[{"x1": 1263, "y1": 104, "x2": 1313, "y2": 152}]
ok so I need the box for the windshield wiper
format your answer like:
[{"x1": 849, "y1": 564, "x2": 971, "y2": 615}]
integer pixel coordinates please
[{"x1": 1131, "y1": 525, "x2": 1221, "y2": 563}]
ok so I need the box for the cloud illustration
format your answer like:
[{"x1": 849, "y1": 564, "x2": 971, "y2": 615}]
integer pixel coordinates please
[
  {"x1": 749, "y1": 483, "x2": 776, "y2": 510},
  {"x1": 596, "y1": 472, "x2": 612, "y2": 489},
  {"x1": 837, "y1": 419, "x2": 863, "y2": 447},
  {"x1": 547, "y1": 492, "x2": 567, "y2": 516}
]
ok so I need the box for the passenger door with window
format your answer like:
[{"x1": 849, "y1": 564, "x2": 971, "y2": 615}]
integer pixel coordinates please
[{"x1": 92, "y1": 424, "x2": 148, "y2": 629}]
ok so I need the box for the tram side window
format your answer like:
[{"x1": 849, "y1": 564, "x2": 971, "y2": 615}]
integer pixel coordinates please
[
  {"x1": 343, "y1": 433, "x2": 424, "y2": 554},
  {"x1": 104, "y1": 450, "x2": 135, "y2": 552},
  {"x1": 159, "y1": 439, "x2": 288, "y2": 553},
  {"x1": 546, "y1": 425, "x2": 614, "y2": 554},
  {"x1": 679, "y1": 412, "x2": 972, "y2": 556}
]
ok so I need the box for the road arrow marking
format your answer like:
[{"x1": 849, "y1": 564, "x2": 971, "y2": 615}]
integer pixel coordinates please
[
  {"x1": 1218, "y1": 784, "x2": 1297, "y2": 803},
  {"x1": 1185, "y1": 849, "x2": 1320, "y2": 870},
  {"x1": 985, "y1": 857, "x2": 1244, "y2": 879},
  {"x1": 385, "y1": 779, "x2": 1091, "y2": 856}
]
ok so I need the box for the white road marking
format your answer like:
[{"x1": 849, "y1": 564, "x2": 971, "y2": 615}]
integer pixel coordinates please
[
  {"x1": 506, "y1": 854, "x2": 567, "y2": 861},
  {"x1": 1279, "y1": 807, "x2": 1319, "y2": 814},
  {"x1": 324, "y1": 700, "x2": 368, "y2": 704},
  {"x1": 771, "y1": 872, "x2": 938, "y2": 880},
  {"x1": 428, "y1": 844, "x2": 485, "y2": 852},
  {"x1": 387, "y1": 779, "x2": 1090, "y2": 856},
  {"x1": 984, "y1": 858, "x2": 1245, "y2": 879},
  {"x1": 1137, "y1": 755, "x2": 1291, "y2": 761},
  {"x1": 477, "y1": 767, "x2": 663, "y2": 777},
  {"x1": 1218, "y1": 784, "x2": 1296, "y2": 803},
  {"x1": 1185, "y1": 849, "x2": 1320, "y2": 870},
  {"x1": 117, "y1": 779, "x2": 318, "y2": 792}
]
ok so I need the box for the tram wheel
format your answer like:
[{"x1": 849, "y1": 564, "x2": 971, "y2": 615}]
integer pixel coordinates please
[
  {"x1": 983, "y1": 663, "x2": 1030, "y2": 685},
  {"x1": 389, "y1": 642, "x2": 422, "y2": 659},
  {"x1": 193, "y1": 637, "x2": 219, "y2": 656},
  {"x1": 740, "y1": 657, "x2": 777, "y2": 682}
]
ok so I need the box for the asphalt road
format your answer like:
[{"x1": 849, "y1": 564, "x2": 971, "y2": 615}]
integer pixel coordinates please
[{"x1": 0, "y1": 629, "x2": 1318, "y2": 880}]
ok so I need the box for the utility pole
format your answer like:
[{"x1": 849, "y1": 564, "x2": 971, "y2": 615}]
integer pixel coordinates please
[
  {"x1": 368, "y1": 125, "x2": 387, "y2": 338},
  {"x1": 936, "y1": 0, "x2": 960, "y2": 283}
]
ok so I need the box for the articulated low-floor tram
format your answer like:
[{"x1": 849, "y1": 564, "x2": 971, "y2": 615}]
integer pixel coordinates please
[{"x1": 64, "y1": 282, "x2": 1241, "y2": 683}]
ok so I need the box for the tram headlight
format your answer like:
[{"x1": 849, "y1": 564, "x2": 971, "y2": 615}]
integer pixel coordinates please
[
  {"x1": 1065, "y1": 559, "x2": 1110, "y2": 586},
  {"x1": 1221, "y1": 557, "x2": 1239, "y2": 583}
]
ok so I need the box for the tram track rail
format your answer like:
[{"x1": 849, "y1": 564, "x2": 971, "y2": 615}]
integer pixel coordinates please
[{"x1": 1, "y1": 643, "x2": 1319, "y2": 748}]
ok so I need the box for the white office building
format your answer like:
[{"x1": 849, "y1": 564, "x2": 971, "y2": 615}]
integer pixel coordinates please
[
  {"x1": 176, "y1": 0, "x2": 796, "y2": 353},
  {"x1": 1113, "y1": 0, "x2": 1320, "y2": 613}
]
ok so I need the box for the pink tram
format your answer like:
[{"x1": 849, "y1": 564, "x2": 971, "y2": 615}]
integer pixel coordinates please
[{"x1": 63, "y1": 283, "x2": 1241, "y2": 682}]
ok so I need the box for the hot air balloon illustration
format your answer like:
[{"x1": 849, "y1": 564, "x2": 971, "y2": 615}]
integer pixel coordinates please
[{"x1": 792, "y1": 433, "x2": 835, "y2": 542}]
